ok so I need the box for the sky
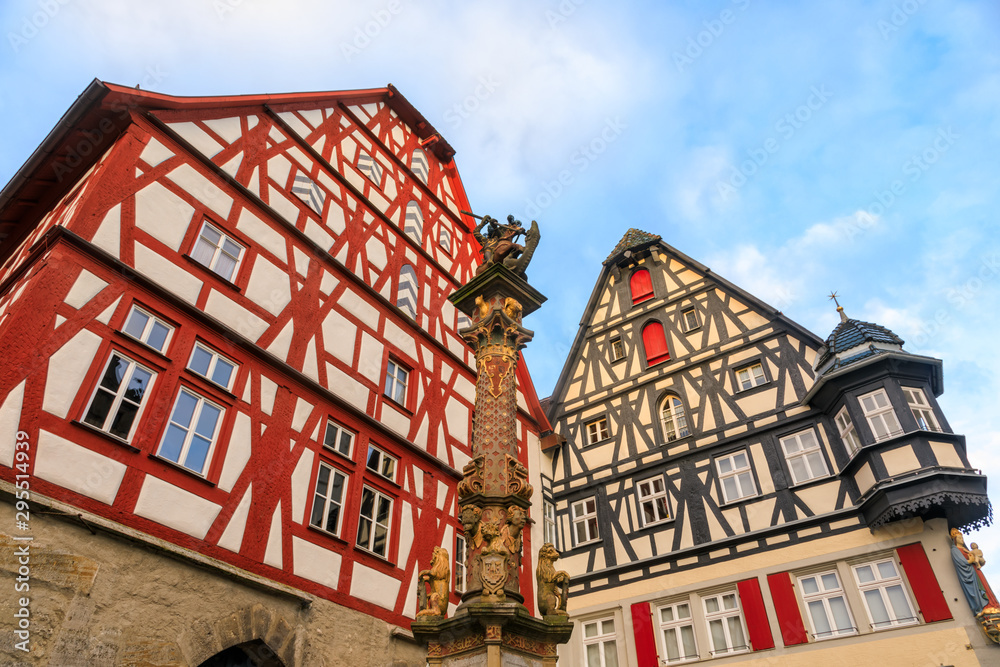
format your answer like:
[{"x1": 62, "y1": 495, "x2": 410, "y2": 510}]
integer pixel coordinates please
[{"x1": 2, "y1": 0, "x2": 999, "y2": 572}]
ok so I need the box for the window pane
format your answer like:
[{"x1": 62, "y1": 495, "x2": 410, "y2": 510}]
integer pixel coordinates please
[
  {"x1": 191, "y1": 238, "x2": 216, "y2": 266},
  {"x1": 310, "y1": 495, "x2": 325, "y2": 527},
  {"x1": 790, "y1": 457, "x2": 808, "y2": 483},
  {"x1": 865, "y1": 590, "x2": 890, "y2": 626},
  {"x1": 324, "y1": 504, "x2": 340, "y2": 533},
  {"x1": 718, "y1": 458, "x2": 733, "y2": 474},
  {"x1": 723, "y1": 477, "x2": 738, "y2": 501},
  {"x1": 705, "y1": 597, "x2": 720, "y2": 614},
  {"x1": 372, "y1": 524, "x2": 387, "y2": 555},
  {"x1": 124, "y1": 367, "x2": 151, "y2": 403},
  {"x1": 376, "y1": 496, "x2": 392, "y2": 524},
  {"x1": 722, "y1": 594, "x2": 737, "y2": 610},
  {"x1": 677, "y1": 604, "x2": 690, "y2": 619},
  {"x1": 189, "y1": 346, "x2": 213, "y2": 376},
  {"x1": 801, "y1": 577, "x2": 819, "y2": 594},
  {"x1": 160, "y1": 424, "x2": 187, "y2": 462},
  {"x1": 212, "y1": 358, "x2": 236, "y2": 387},
  {"x1": 664, "y1": 628, "x2": 679, "y2": 660},
  {"x1": 194, "y1": 403, "x2": 221, "y2": 439},
  {"x1": 147, "y1": 321, "x2": 170, "y2": 351},
  {"x1": 381, "y1": 456, "x2": 395, "y2": 480},
  {"x1": 661, "y1": 607, "x2": 674, "y2": 623},
  {"x1": 367, "y1": 447, "x2": 380, "y2": 471},
  {"x1": 829, "y1": 596, "x2": 852, "y2": 631},
  {"x1": 736, "y1": 472, "x2": 754, "y2": 495},
  {"x1": 586, "y1": 644, "x2": 601, "y2": 667},
  {"x1": 356, "y1": 518, "x2": 371, "y2": 548},
  {"x1": 886, "y1": 585, "x2": 911, "y2": 620},
  {"x1": 728, "y1": 616, "x2": 745, "y2": 649},
  {"x1": 84, "y1": 389, "x2": 114, "y2": 428},
  {"x1": 855, "y1": 565, "x2": 875, "y2": 583},
  {"x1": 185, "y1": 435, "x2": 211, "y2": 473},
  {"x1": 603, "y1": 641, "x2": 618, "y2": 667},
  {"x1": 109, "y1": 401, "x2": 138, "y2": 439},
  {"x1": 330, "y1": 472, "x2": 344, "y2": 503},
  {"x1": 172, "y1": 391, "x2": 198, "y2": 427},
  {"x1": 359, "y1": 488, "x2": 375, "y2": 518},
  {"x1": 315, "y1": 465, "x2": 330, "y2": 494},
  {"x1": 222, "y1": 238, "x2": 242, "y2": 259},
  {"x1": 214, "y1": 253, "x2": 237, "y2": 281},
  {"x1": 100, "y1": 356, "x2": 128, "y2": 391},
  {"x1": 124, "y1": 310, "x2": 149, "y2": 339},
  {"x1": 809, "y1": 600, "x2": 832, "y2": 636},
  {"x1": 877, "y1": 561, "x2": 897, "y2": 579},
  {"x1": 584, "y1": 622, "x2": 598, "y2": 638},
  {"x1": 602, "y1": 620, "x2": 615, "y2": 635},
  {"x1": 680, "y1": 625, "x2": 696, "y2": 658},
  {"x1": 821, "y1": 573, "x2": 839, "y2": 590},
  {"x1": 709, "y1": 619, "x2": 727, "y2": 652},
  {"x1": 338, "y1": 430, "x2": 352, "y2": 455}
]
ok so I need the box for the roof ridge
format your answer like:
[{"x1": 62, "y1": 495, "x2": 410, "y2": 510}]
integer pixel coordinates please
[{"x1": 604, "y1": 228, "x2": 661, "y2": 263}]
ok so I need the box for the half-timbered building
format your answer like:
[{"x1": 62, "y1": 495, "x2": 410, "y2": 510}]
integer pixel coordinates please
[
  {"x1": 0, "y1": 81, "x2": 554, "y2": 666},
  {"x1": 544, "y1": 229, "x2": 994, "y2": 666}
]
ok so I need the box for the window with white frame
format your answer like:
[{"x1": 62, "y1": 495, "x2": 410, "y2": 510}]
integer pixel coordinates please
[
  {"x1": 190, "y1": 221, "x2": 244, "y2": 282},
  {"x1": 572, "y1": 497, "x2": 599, "y2": 545},
  {"x1": 852, "y1": 559, "x2": 917, "y2": 630},
  {"x1": 798, "y1": 570, "x2": 857, "y2": 639},
  {"x1": 703, "y1": 592, "x2": 749, "y2": 656},
  {"x1": 411, "y1": 148, "x2": 430, "y2": 184},
  {"x1": 309, "y1": 462, "x2": 347, "y2": 536},
  {"x1": 543, "y1": 498, "x2": 558, "y2": 546},
  {"x1": 636, "y1": 477, "x2": 670, "y2": 526},
  {"x1": 291, "y1": 172, "x2": 325, "y2": 215},
  {"x1": 122, "y1": 305, "x2": 173, "y2": 354},
  {"x1": 835, "y1": 406, "x2": 862, "y2": 456},
  {"x1": 455, "y1": 534, "x2": 467, "y2": 592},
  {"x1": 357, "y1": 485, "x2": 393, "y2": 557},
  {"x1": 780, "y1": 429, "x2": 829, "y2": 484},
  {"x1": 660, "y1": 395, "x2": 690, "y2": 442},
  {"x1": 657, "y1": 601, "x2": 698, "y2": 664},
  {"x1": 83, "y1": 353, "x2": 155, "y2": 441},
  {"x1": 157, "y1": 388, "x2": 223, "y2": 475},
  {"x1": 716, "y1": 451, "x2": 757, "y2": 502},
  {"x1": 735, "y1": 362, "x2": 767, "y2": 391},
  {"x1": 396, "y1": 264, "x2": 419, "y2": 318},
  {"x1": 681, "y1": 307, "x2": 700, "y2": 332},
  {"x1": 439, "y1": 226, "x2": 452, "y2": 254},
  {"x1": 586, "y1": 417, "x2": 610, "y2": 445},
  {"x1": 581, "y1": 617, "x2": 619, "y2": 667},
  {"x1": 187, "y1": 342, "x2": 238, "y2": 391},
  {"x1": 610, "y1": 336, "x2": 625, "y2": 362},
  {"x1": 366, "y1": 444, "x2": 397, "y2": 482},
  {"x1": 403, "y1": 201, "x2": 423, "y2": 244},
  {"x1": 859, "y1": 389, "x2": 902, "y2": 442},
  {"x1": 384, "y1": 359, "x2": 408, "y2": 405},
  {"x1": 323, "y1": 419, "x2": 355, "y2": 458},
  {"x1": 903, "y1": 387, "x2": 940, "y2": 431}
]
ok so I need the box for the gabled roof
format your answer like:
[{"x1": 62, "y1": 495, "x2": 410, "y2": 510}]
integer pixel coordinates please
[
  {"x1": 604, "y1": 228, "x2": 661, "y2": 264},
  {"x1": 0, "y1": 79, "x2": 456, "y2": 253}
]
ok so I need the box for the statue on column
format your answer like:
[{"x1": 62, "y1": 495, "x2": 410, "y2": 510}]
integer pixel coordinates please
[
  {"x1": 472, "y1": 214, "x2": 540, "y2": 278},
  {"x1": 950, "y1": 527, "x2": 1000, "y2": 643}
]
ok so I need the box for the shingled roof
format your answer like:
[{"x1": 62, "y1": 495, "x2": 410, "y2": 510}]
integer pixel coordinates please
[
  {"x1": 815, "y1": 309, "x2": 905, "y2": 372},
  {"x1": 604, "y1": 228, "x2": 661, "y2": 264}
]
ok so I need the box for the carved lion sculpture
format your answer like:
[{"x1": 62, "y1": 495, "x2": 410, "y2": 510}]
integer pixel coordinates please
[
  {"x1": 536, "y1": 543, "x2": 570, "y2": 617},
  {"x1": 417, "y1": 546, "x2": 450, "y2": 617}
]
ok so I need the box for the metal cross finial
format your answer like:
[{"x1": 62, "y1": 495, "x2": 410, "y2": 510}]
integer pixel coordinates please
[{"x1": 828, "y1": 291, "x2": 841, "y2": 308}]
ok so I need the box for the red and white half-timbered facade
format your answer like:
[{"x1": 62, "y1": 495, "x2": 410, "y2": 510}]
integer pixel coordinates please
[{"x1": 0, "y1": 81, "x2": 552, "y2": 665}]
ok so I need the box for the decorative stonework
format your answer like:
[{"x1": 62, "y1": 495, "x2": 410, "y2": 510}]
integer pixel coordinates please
[{"x1": 417, "y1": 547, "x2": 451, "y2": 618}]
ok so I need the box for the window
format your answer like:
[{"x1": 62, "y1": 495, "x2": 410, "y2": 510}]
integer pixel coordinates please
[
  {"x1": 571, "y1": 497, "x2": 599, "y2": 545},
  {"x1": 660, "y1": 395, "x2": 690, "y2": 442},
  {"x1": 716, "y1": 451, "x2": 756, "y2": 503},
  {"x1": 780, "y1": 429, "x2": 829, "y2": 484},
  {"x1": 411, "y1": 148, "x2": 429, "y2": 184},
  {"x1": 357, "y1": 150, "x2": 383, "y2": 186},
  {"x1": 323, "y1": 420, "x2": 355, "y2": 458},
  {"x1": 357, "y1": 485, "x2": 393, "y2": 557},
  {"x1": 703, "y1": 592, "x2": 749, "y2": 656},
  {"x1": 586, "y1": 417, "x2": 610, "y2": 445},
  {"x1": 122, "y1": 305, "x2": 173, "y2": 353},
  {"x1": 657, "y1": 601, "x2": 698, "y2": 664},
  {"x1": 903, "y1": 387, "x2": 940, "y2": 431},
  {"x1": 291, "y1": 172, "x2": 325, "y2": 215},
  {"x1": 396, "y1": 264, "x2": 418, "y2": 318},
  {"x1": 859, "y1": 389, "x2": 902, "y2": 442},
  {"x1": 835, "y1": 406, "x2": 862, "y2": 456},
  {"x1": 636, "y1": 477, "x2": 670, "y2": 526},
  {"x1": 681, "y1": 307, "x2": 700, "y2": 332},
  {"x1": 798, "y1": 570, "x2": 856, "y2": 639},
  {"x1": 610, "y1": 336, "x2": 625, "y2": 362},
  {"x1": 309, "y1": 462, "x2": 347, "y2": 536},
  {"x1": 366, "y1": 444, "x2": 397, "y2": 482},
  {"x1": 83, "y1": 353, "x2": 154, "y2": 441},
  {"x1": 630, "y1": 269, "x2": 653, "y2": 304},
  {"x1": 852, "y1": 559, "x2": 917, "y2": 629},
  {"x1": 439, "y1": 226, "x2": 452, "y2": 254},
  {"x1": 190, "y1": 221, "x2": 244, "y2": 281},
  {"x1": 404, "y1": 201, "x2": 423, "y2": 244},
  {"x1": 642, "y1": 321, "x2": 670, "y2": 365},
  {"x1": 158, "y1": 388, "x2": 223, "y2": 475},
  {"x1": 455, "y1": 534, "x2": 467, "y2": 592},
  {"x1": 187, "y1": 342, "x2": 238, "y2": 391},
  {"x1": 735, "y1": 362, "x2": 766, "y2": 391},
  {"x1": 543, "y1": 499, "x2": 558, "y2": 545},
  {"x1": 582, "y1": 617, "x2": 619, "y2": 667},
  {"x1": 384, "y1": 360, "x2": 408, "y2": 405}
]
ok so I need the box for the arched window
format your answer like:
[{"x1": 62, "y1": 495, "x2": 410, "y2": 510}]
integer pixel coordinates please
[
  {"x1": 660, "y1": 394, "x2": 690, "y2": 442},
  {"x1": 397, "y1": 264, "x2": 418, "y2": 318},
  {"x1": 411, "y1": 148, "x2": 429, "y2": 183},
  {"x1": 642, "y1": 321, "x2": 670, "y2": 365},
  {"x1": 439, "y1": 226, "x2": 453, "y2": 254},
  {"x1": 630, "y1": 269, "x2": 654, "y2": 304},
  {"x1": 404, "y1": 201, "x2": 423, "y2": 244}
]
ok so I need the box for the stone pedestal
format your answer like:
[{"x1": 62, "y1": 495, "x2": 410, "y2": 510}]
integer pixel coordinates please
[{"x1": 413, "y1": 262, "x2": 572, "y2": 664}]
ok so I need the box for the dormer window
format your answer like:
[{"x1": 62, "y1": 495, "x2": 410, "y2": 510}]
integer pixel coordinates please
[
  {"x1": 903, "y1": 387, "x2": 940, "y2": 432},
  {"x1": 630, "y1": 269, "x2": 653, "y2": 305},
  {"x1": 859, "y1": 389, "x2": 902, "y2": 442}
]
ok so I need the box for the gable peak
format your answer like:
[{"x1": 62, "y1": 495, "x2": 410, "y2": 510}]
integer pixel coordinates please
[{"x1": 604, "y1": 228, "x2": 661, "y2": 265}]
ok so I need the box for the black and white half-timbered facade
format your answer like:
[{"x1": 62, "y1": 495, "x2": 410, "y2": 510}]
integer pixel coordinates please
[{"x1": 543, "y1": 229, "x2": 994, "y2": 666}]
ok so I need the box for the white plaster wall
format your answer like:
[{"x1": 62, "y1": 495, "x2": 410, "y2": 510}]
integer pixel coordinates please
[
  {"x1": 292, "y1": 536, "x2": 342, "y2": 589},
  {"x1": 42, "y1": 328, "x2": 103, "y2": 419},
  {"x1": 134, "y1": 181, "x2": 195, "y2": 252},
  {"x1": 350, "y1": 562, "x2": 400, "y2": 610},
  {"x1": 33, "y1": 430, "x2": 127, "y2": 505},
  {"x1": 133, "y1": 474, "x2": 223, "y2": 539}
]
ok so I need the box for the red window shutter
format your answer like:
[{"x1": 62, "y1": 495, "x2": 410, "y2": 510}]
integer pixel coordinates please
[
  {"x1": 737, "y1": 577, "x2": 775, "y2": 651},
  {"x1": 896, "y1": 543, "x2": 953, "y2": 622},
  {"x1": 630, "y1": 269, "x2": 653, "y2": 304},
  {"x1": 630, "y1": 602, "x2": 659, "y2": 667},
  {"x1": 642, "y1": 322, "x2": 670, "y2": 365},
  {"x1": 766, "y1": 572, "x2": 808, "y2": 646}
]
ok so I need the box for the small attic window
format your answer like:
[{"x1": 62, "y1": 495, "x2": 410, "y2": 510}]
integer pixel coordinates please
[
  {"x1": 411, "y1": 148, "x2": 430, "y2": 184},
  {"x1": 630, "y1": 269, "x2": 653, "y2": 305}
]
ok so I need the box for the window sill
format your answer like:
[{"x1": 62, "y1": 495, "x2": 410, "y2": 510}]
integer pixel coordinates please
[
  {"x1": 148, "y1": 453, "x2": 216, "y2": 486},
  {"x1": 306, "y1": 523, "x2": 348, "y2": 545},
  {"x1": 635, "y1": 517, "x2": 675, "y2": 534},
  {"x1": 610, "y1": 356, "x2": 627, "y2": 364},
  {"x1": 584, "y1": 437, "x2": 613, "y2": 448},
  {"x1": 719, "y1": 494, "x2": 759, "y2": 508},
  {"x1": 382, "y1": 395, "x2": 413, "y2": 417},
  {"x1": 71, "y1": 420, "x2": 142, "y2": 452},
  {"x1": 646, "y1": 355, "x2": 671, "y2": 367},
  {"x1": 116, "y1": 331, "x2": 175, "y2": 362},
  {"x1": 354, "y1": 544, "x2": 395, "y2": 567},
  {"x1": 681, "y1": 324, "x2": 702, "y2": 335},
  {"x1": 735, "y1": 381, "x2": 770, "y2": 395},
  {"x1": 788, "y1": 474, "x2": 835, "y2": 490},
  {"x1": 182, "y1": 255, "x2": 242, "y2": 292}
]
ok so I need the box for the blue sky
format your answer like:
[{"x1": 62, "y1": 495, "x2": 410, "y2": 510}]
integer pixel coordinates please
[{"x1": 2, "y1": 0, "x2": 999, "y2": 568}]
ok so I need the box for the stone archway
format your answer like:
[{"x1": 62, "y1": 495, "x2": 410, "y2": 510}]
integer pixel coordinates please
[{"x1": 180, "y1": 604, "x2": 298, "y2": 667}]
